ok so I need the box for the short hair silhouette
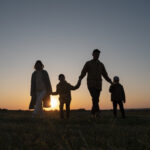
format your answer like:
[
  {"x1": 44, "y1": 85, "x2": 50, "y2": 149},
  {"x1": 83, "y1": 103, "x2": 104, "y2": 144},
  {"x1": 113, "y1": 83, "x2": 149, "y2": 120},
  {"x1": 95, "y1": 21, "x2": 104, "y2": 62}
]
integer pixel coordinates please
[
  {"x1": 92, "y1": 49, "x2": 101, "y2": 55},
  {"x1": 34, "y1": 60, "x2": 44, "y2": 71},
  {"x1": 59, "y1": 74, "x2": 65, "y2": 80},
  {"x1": 113, "y1": 76, "x2": 119, "y2": 82}
]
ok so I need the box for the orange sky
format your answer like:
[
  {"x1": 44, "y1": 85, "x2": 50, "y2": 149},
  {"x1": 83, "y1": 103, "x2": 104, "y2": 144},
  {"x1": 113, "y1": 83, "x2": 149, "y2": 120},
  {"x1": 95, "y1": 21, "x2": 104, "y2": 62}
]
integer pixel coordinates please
[{"x1": 1, "y1": 74, "x2": 150, "y2": 110}]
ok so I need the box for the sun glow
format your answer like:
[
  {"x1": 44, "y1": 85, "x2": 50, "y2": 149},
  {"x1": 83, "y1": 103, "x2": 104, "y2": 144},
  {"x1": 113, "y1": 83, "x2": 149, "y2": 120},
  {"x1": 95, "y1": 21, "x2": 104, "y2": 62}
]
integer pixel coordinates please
[
  {"x1": 44, "y1": 96, "x2": 59, "y2": 111},
  {"x1": 50, "y1": 96, "x2": 59, "y2": 110}
]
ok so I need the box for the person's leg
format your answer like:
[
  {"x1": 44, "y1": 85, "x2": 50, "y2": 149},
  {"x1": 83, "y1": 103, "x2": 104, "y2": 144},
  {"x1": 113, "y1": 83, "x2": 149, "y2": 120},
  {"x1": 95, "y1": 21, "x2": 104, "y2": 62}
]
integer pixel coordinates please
[
  {"x1": 88, "y1": 88, "x2": 96, "y2": 115},
  {"x1": 33, "y1": 90, "x2": 46, "y2": 117},
  {"x1": 95, "y1": 89, "x2": 101, "y2": 114},
  {"x1": 113, "y1": 102, "x2": 117, "y2": 118},
  {"x1": 118, "y1": 101, "x2": 126, "y2": 118},
  {"x1": 59, "y1": 100, "x2": 64, "y2": 119},
  {"x1": 88, "y1": 88, "x2": 100, "y2": 116},
  {"x1": 66, "y1": 101, "x2": 71, "y2": 119}
]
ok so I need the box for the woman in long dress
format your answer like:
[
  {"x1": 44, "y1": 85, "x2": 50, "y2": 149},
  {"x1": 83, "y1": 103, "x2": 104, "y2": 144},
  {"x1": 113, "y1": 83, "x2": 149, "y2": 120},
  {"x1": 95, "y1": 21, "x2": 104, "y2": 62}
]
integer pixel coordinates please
[{"x1": 29, "y1": 60, "x2": 52, "y2": 117}]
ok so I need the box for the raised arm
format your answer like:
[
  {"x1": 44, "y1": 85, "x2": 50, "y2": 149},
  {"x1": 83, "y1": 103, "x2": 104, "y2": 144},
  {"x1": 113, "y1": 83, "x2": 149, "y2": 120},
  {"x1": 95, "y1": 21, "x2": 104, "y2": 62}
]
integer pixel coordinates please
[{"x1": 68, "y1": 79, "x2": 81, "y2": 90}]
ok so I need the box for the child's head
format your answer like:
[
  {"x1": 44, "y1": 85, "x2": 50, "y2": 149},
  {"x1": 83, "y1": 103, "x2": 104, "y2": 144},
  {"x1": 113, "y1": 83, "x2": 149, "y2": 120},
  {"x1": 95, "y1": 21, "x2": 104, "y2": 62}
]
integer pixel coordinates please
[
  {"x1": 113, "y1": 76, "x2": 119, "y2": 83},
  {"x1": 59, "y1": 74, "x2": 65, "y2": 81}
]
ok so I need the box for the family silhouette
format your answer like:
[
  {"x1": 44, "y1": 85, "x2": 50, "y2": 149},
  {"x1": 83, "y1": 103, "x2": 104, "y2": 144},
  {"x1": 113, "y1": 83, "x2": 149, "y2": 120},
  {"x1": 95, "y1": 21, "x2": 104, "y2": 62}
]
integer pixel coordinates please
[{"x1": 29, "y1": 49, "x2": 126, "y2": 119}]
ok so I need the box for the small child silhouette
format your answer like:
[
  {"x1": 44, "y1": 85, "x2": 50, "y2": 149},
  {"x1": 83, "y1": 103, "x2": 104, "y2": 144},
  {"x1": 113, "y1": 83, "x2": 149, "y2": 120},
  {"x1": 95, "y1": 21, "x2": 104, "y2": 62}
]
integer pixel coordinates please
[
  {"x1": 52, "y1": 74, "x2": 81, "y2": 119},
  {"x1": 109, "y1": 76, "x2": 126, "y2": 118}
]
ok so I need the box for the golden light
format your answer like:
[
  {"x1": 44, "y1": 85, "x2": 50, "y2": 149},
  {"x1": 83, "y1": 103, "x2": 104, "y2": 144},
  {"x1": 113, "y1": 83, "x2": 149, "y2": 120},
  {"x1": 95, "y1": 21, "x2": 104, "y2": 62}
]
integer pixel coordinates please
[
  {"x1": 51, "y1": 96, "x2": 58, "y2": 108},
  {"x1": 44, "y1": 96, "x2": 59, "y2": 111}
]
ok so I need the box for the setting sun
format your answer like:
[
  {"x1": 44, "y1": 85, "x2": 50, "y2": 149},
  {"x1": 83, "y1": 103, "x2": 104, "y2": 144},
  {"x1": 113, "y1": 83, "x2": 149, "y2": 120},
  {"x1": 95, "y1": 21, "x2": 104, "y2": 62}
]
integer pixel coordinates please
[{"x1": 50, "y1": 96, "x2": 59, "y2": 110}]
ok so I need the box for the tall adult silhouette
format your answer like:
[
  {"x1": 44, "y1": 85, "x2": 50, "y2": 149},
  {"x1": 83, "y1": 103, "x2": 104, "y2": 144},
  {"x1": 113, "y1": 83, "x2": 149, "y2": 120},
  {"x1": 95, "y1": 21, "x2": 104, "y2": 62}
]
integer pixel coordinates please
[
  {"x1": 29, "y1": 60, "x2": 52, "y2": 117},
  {"x1": 79, "y1": 49, "x2": 112, "y2": 118}
]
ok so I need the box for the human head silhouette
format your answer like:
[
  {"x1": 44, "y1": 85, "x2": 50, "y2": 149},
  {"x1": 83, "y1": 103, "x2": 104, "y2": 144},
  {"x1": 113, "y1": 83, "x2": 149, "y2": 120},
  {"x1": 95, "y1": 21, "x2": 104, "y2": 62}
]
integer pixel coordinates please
[
  {"x1": 34, "y1": 60, "x2": 44, "y2": 71},
  {"x1": 113, "y1": 76, "x2": 119, "y2": 83},
  {"x1": 92, "y1": 49, "x2": 101, "y2": 60},
  {"x1": 59, "y1": 74, "x2": 65, "y2": 82}
]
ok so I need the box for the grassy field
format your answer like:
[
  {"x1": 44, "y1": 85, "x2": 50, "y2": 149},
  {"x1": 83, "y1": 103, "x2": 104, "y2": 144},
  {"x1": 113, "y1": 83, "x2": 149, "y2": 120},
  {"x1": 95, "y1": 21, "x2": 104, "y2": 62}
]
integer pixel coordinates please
[{"x1": 0, "y1": 109, "x2": 150, "y2": 150}]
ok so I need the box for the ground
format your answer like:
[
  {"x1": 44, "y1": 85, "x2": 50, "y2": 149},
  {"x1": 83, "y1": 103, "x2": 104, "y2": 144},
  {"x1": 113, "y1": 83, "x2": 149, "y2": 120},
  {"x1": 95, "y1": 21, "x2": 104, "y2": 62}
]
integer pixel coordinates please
[{"x1": 0, "y1": 109, "x2": 150, "y2": 150}]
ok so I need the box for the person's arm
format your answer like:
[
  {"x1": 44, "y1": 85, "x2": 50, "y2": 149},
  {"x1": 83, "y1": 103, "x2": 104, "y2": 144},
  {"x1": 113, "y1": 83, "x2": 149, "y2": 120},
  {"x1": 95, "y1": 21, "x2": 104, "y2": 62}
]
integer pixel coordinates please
[
  {"x1": 69, "y1": 79, "x2": 81, "y2": 90},
  {"x1": 122, "y1": 86, "x2": 126, "y2": 103},
  {"x1": 51, "y1": 85, "x2": 59, "y2": 95},
  {"x1": 109, "y1": 85, "x2": 113, "y2": 93},
  {"x1": 109, "y1": 85, "x2": 114, "y2": 102},
  {"x1": 44, "y1": 71, "x2": 52, "y2": 94},
  {"x1": 30, "y1": 72, "x2": 35, "y2": 96},
  {"x1": 101, "y1": 63, "x2": 112, "y2": 84},
  {"x1": 51, "y1": 92, "x2": 58, "y2": 95},
  {"x1": 79, "y1": 62, "x2": 88, "y2": 80}
]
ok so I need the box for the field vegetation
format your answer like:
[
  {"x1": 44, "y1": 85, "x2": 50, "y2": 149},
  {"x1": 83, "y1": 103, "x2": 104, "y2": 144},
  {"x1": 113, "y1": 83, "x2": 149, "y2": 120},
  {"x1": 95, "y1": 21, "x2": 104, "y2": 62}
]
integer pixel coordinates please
[{"x1": 0, "y1": 109, "x2": 150, "y2": 150}]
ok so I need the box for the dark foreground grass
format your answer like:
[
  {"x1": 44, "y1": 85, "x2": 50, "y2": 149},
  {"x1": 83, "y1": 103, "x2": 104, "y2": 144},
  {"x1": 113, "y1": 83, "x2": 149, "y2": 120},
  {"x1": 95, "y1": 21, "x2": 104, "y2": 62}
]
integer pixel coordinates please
[{"x1": 0, "y1": 110, "x2": 150, "y2": 150}]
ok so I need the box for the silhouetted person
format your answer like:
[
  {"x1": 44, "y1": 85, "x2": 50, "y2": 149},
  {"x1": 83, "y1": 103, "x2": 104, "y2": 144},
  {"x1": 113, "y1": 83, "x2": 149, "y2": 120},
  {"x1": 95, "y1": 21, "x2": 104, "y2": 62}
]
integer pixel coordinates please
[
  {"x1": 79, "y1": 49, "x2": 112, "y2": 118},
  {"x1": 52, "y1": 74, "x2": 81, "y2": 119},
  {"x1": 109, "y1": 76, "x2": 126, "y2": 118},
  {"x1": 29, "y1": 60, "x2": 52, "y2": 117}
]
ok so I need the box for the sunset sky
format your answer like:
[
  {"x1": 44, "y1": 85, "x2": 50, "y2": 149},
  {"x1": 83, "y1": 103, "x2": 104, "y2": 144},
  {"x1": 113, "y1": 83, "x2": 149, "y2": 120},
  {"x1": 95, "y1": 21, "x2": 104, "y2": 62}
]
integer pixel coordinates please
[{"x1": 0, "y1": 0, "x2": 150, "y2": 110}]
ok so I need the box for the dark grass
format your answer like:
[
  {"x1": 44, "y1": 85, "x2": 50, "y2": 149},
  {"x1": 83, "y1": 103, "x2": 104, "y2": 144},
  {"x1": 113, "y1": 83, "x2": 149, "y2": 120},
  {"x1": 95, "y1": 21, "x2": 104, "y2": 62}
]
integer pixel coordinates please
[{"x1": 0, "y1": 110, "x2": 150, "y2": 150}]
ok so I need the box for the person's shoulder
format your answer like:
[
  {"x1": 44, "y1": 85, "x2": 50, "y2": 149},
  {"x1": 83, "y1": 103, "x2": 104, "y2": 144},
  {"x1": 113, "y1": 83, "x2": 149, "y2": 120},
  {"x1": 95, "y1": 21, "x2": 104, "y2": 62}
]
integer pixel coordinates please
[
  {"x1": 118, "y1": 83, "x2": 122, "y2": 86},
  {"x1": 57, "y1": 83, "x2": 60, "y2": 86},
  {"x1": 64, "y1": 81, "x2": 71, "y2": 86},
  {"x1": 119, "y1": 83, "x2": 124, "y2": 88},
  {"x1": 32, "y1": 71, "x2": 36, "y2": 76},
  {"x1": 110, "y1": 84, "x2": 115, "y2": 88},
  {"x1": 116, "y1": 83, "x2": 123, "y2": 89},
  {"x1": 85, "y1": 59, "x2": 94, "y2": 65},
  {"x1": 86, "y1": 59, "x2": 93, "y2": 64},
  {"x1": 99, "y1": 61, "x2": 105, "y2": 66},
  {"x1": 56, "y1": 82, "x2": 61, "y2": 87},
  {"x1": 42, "y1": 70, "x2": 49, "y2": 75},
  {"x1": 110, "y1": 84, "x2": 113, "y2": 87},
  {"x1": 42, "y1": 70, "x2": 48, "y2": 73},
  {"x1": 64, "y1": 81, "x2": 72, "y2": 88}
]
